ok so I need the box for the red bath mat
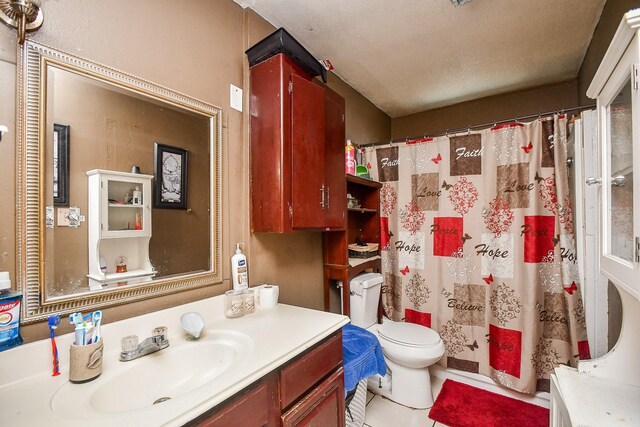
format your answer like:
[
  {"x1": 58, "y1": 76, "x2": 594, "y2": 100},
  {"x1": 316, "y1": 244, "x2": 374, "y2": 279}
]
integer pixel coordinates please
[{"x1": 428, "y1": 379, "x2": 549, "y2": 427}]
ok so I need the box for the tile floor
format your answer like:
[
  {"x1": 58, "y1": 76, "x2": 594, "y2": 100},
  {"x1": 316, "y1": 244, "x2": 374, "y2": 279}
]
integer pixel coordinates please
[{"x1": 363, "y1": 376, "x2": 447, "y2": 427}]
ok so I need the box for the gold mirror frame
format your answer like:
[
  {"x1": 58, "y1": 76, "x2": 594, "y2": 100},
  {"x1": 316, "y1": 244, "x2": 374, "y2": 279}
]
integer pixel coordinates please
[{"x1": 17, "y1": 41, "x2": 223, "y2": 323}]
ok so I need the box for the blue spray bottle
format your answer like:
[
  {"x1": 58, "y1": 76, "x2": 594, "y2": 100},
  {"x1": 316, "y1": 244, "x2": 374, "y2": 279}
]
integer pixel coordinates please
[{"x1": 0, "y1": 272, "x2": 23, "y2": 352}]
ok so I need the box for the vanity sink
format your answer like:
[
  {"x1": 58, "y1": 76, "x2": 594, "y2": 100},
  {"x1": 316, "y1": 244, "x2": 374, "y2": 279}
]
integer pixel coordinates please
[{"x1": 51, "y1": 330, "x2": 253, "y2": 418}]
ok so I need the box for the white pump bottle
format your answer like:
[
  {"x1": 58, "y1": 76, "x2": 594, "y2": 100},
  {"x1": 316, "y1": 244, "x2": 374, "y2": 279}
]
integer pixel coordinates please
[{"x1": 231, "y1": 243, "x2": 248, "y2": 291}]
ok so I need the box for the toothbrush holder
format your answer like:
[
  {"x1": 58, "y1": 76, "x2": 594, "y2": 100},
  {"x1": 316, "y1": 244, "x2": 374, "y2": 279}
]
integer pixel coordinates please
[{"x1": 69, "y1": 340, "x2": 103, "y2": 383}]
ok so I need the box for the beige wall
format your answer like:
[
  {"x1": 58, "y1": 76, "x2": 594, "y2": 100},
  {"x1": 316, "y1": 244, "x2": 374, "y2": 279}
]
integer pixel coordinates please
[
  {"x1": 2, "y1": 0, "x2": 627, "y2": 342},
  {"x1": 391, "y1": 80, "x2": 579, "y2": 139},
  {"x1": 0, "y1": 0, "x2": 246, "y2": 341},
  {"x1": 578, "y1": 0, "x2": 639, "y2": 105},
  {"x1": 0, "y1": 1, "x2": 390, "y2": 341}
]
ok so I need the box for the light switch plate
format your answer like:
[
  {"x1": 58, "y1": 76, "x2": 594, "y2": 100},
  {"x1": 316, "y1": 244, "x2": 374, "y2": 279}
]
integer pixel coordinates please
[
  {"x1": 230, "y1": 84, "x2": 243, "y2": 112},
  {"x1": 46, "y1": 206, "x2": 54, "y2": 229},
  {"x1": 57, "y1": 208, "x2": 70, "y2": 226}
]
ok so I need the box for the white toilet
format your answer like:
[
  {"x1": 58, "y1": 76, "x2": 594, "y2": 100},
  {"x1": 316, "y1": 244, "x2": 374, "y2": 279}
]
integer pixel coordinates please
[{"x1": 349, "y1": 273, "x2": 445, "y2": 409}]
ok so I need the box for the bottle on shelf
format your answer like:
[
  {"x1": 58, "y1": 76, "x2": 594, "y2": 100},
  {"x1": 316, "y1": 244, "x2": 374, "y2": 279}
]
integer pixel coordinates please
[
  {"x1": 345, "y1": 139, "x2": 356, "y2": 175},
  {"x1": 231, "y1": 243, "x2": 248, "y2": 291},
  {"x1": 132, "y1": 186, "x2": 142, "y2": 205}
]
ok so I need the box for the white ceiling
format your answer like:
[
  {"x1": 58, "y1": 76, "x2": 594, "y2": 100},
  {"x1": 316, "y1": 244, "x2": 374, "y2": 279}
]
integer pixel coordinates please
[{"x1": 236, "y1": 0, "x2": 607, "y2": 118}]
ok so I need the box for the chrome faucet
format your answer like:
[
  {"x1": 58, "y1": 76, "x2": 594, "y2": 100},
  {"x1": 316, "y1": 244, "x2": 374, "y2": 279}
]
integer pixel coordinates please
[{"x1": 120, "y1": 326, "x2": 169, "y2": 362}]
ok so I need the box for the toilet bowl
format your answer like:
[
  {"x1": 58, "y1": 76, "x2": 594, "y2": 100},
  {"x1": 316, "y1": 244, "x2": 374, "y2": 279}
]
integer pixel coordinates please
[
  {"x1": 349, "y1": 273, "x2": 445, "y2": 409},
  {"x1": 367, "y1": 320, "x2": 445, "y2": 409}
]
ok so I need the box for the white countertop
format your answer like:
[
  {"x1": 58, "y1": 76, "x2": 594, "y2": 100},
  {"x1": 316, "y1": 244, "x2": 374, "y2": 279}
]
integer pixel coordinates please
[
  {"x1": 0, "y1": 294, "x2": 349, "y2": 426},
  {"x1": 553, "y1": 365, "x2": 640, "y2": 426}
]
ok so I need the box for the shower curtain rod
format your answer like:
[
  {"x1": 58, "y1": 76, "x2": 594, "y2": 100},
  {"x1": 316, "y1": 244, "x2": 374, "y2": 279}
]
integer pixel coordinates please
[{"x1": 359, "y1": 104, "x2": 595, "y2": 148}]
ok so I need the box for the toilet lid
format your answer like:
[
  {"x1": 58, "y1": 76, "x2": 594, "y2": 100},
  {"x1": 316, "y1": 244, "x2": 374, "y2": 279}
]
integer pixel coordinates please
[{"x1": 378, "y1": 322, "x2": 441, "y2": 347}]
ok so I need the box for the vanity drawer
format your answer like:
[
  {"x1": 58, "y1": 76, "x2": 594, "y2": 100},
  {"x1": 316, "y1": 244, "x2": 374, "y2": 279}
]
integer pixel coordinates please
[
  {"x1": 282, "y1": 367, "x2": 345, "y2": 427},
  {"x1": 280, "y1": 330, "x2": 343, "y2": 410}
]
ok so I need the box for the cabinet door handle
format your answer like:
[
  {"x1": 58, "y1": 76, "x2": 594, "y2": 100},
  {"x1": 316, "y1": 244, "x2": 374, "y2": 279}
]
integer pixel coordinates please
[
  {"x1": 586, "y1": 177, "x2": 602, "y2": 186},
  {"x1": 611, "y1": 175, "x2": 626, "y2": 187},
  {"x1": 320, "y1": 184, "x2": 325, "y2": 209},
  {"x1": 326, "y1": 186, "x2": 330, "y2": 210}
]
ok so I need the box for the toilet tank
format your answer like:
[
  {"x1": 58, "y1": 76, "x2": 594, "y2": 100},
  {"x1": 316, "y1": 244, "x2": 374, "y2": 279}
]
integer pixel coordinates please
[{"x1": 349, "y1": 272, "x2": 383, "y2": 328}]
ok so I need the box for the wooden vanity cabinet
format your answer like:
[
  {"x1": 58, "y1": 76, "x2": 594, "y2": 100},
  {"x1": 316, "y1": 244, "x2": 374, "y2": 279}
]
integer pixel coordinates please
[
  {"x1": 249, "y1": 53, "x2": 345, "y2": 233},
  {"x1": 187, "y1": 330, "x2": 344, "y2": 427}
]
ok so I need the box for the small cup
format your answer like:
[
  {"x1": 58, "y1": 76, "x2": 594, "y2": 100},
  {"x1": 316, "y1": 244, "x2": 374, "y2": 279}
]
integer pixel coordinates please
[
  {"x1": 69, "y1": 340, "x2": 103, "y2": 383},
  {"x1": 131, "y1": 165, "x2": 141, "y2": 174},
  {"x1": 224, "y1": 290, "x2": 245, "y2": 318},
  {"x1": 243, "y1": 289, "x2": 256, "y2": 314}
]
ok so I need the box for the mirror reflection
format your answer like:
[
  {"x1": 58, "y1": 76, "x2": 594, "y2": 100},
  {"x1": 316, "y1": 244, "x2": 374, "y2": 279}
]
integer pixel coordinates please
[{"x1": 44, "y1": 65, "x2": 211, "y2": 299}]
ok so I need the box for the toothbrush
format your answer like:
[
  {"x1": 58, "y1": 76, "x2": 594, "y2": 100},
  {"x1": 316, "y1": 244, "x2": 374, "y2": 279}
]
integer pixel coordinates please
[
  {"x1": 69, "y1": 312, "x2": 83, "y2": 325},
  {"x1": 92, "y1": 310, "x2": 102, "y2": 343},
  {"x1": 48, "y1": 315, "x2": 61, "y2": 377}
]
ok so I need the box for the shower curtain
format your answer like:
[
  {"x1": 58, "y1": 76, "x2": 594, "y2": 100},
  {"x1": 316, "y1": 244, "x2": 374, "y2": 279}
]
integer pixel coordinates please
[{"x1": 363, "y1": 115, "x2": 589, "y2": 394}]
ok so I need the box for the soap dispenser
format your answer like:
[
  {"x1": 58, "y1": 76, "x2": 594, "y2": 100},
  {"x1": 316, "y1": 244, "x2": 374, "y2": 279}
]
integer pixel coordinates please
[{"x1": 231, "y1": 243, "x2": 248, "y2": 291}]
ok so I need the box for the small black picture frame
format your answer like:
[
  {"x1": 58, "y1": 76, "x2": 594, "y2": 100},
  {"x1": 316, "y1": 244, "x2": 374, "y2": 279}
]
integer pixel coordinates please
[
  {"x1": 53, "y1": 123, "x2": 70, "y2": 206},
  {"x1": 154, "y1": 143, "x2": 188, "y2": 209}
]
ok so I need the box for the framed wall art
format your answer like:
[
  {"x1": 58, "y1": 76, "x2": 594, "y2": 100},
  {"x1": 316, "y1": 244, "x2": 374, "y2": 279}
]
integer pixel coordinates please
[
  {"x1": 53, "y1": 123, "x2": 70, "y2": 206},
  {"x1": 154, "y1": 143, "x2": 188, "y2": 209}
]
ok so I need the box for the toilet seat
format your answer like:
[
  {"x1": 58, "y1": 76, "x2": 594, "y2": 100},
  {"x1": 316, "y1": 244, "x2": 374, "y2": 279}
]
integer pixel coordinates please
[{"x1": 378, "y1": 322, "x2": 441, "y2": 348}]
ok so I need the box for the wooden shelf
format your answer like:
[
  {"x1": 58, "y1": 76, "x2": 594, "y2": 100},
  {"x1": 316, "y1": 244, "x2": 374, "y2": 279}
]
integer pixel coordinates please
[
  {"x1": 323, "y1": 176, "x2": 382, "y2": 317},
  {"x1": 348, "y1": 256, "x2": 381, "y2": 268},
  {"x1": 108, "y1": 203, "x2": 143, "y2": 208},
  {"x1": 347, "y1": 207, "x2": 377, "y2": 213},
  {"x1": 88, "y1": 267, "x2": 156, "y2": 281},
  {"x1": 346, "y1": 174, "x2": 382, "y2": 188}
]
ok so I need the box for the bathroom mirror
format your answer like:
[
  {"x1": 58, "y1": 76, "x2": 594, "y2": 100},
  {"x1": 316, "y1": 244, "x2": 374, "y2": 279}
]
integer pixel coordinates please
[{"x1": 17, "y1": 41, "x2": 222, "y2": 323}]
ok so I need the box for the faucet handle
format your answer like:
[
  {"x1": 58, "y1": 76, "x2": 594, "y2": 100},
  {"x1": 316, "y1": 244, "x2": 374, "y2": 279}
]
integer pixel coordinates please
[
  {"x1": 152, "y1": 326, "x2": 167, "y2": 338},
  {"x1": 121, "y1": 335, "x2": 139, "y2": 353},
  {"x1": 151, "y1": 326, "x2": 168, "y2": 345}
]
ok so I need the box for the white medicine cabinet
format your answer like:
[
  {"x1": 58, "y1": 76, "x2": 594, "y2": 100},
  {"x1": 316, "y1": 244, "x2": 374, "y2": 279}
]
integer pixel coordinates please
[
  {"x1": 86, "y1": 169, "x2": 156, "y2": 290},
  {"x1": 588, "y1": 10, "x2": 640, "y2": 301},
  {"x1": 550, "y1": 10, "x2": 640, "y2": 427}
]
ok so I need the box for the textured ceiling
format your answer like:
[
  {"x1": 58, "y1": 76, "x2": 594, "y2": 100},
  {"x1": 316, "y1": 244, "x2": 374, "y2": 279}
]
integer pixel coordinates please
[{"x1": 236, "y1": 0, "x2": 606, "y2": 118}]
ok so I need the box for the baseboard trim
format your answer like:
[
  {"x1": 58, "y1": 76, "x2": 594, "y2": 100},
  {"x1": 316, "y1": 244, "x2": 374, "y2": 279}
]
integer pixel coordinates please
[{"x1": 431, "y1": 365, "x2": 550, "y2": 408}]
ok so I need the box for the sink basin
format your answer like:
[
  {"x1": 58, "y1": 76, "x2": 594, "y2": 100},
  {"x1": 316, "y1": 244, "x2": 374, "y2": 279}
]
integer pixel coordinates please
[{"x1": 52, "y1": 330, "x2": 253, "y2": 417}]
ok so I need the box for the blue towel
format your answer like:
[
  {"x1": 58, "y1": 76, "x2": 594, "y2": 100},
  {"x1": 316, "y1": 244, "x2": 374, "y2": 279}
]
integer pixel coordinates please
[{"x1": 342, "y1": 324, "x2": 387, "y2": 393}]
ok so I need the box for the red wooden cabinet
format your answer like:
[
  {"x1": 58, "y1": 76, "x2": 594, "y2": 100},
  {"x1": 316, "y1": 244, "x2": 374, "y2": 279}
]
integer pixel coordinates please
[
  {"x1": 323, "y1": 87, "x2": 347, "y2": 229},
  {"x1": 249, "y1": 53, "x2": 345, "y2": 232},
  {"x1": 188, "y1": 374, "x2": 279, "y2": 426}
]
